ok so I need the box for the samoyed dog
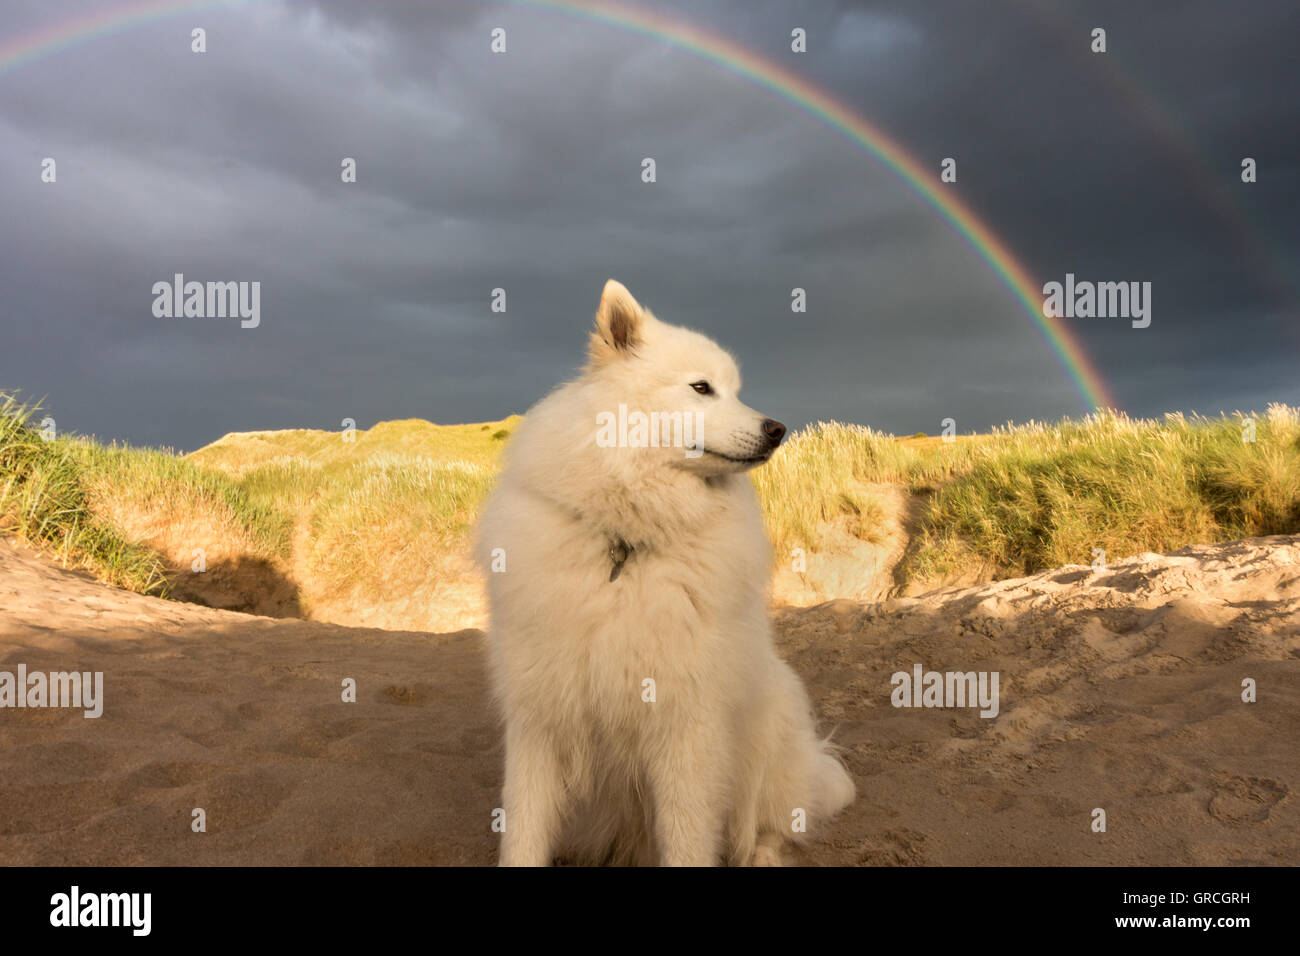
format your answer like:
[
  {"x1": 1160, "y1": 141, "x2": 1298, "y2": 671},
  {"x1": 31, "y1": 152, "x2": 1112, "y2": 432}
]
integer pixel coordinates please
[{"x1": 475, "y1": 280, "x2": 854, "y2": 866}]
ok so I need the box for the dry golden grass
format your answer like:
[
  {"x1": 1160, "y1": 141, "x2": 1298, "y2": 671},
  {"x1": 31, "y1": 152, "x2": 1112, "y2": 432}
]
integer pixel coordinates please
[
  {"x1": 0, "y1": 394, "x2": 168, "y2": 593},
  {"x1": 4, "y1": 386, "x2": 1296, "y2": 620},
  {"x1": 754, "y1": 406, "x2": 1300, "y2": 586},
  {"x1": 187, "y1": 417, "x2": 517, "y2": 621}
]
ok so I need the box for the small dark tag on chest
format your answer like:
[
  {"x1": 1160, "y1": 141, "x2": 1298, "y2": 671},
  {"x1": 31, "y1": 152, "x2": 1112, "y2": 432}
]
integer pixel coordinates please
[{"x1": 608, "y1": 538, "x2": 632, "y2": 582}]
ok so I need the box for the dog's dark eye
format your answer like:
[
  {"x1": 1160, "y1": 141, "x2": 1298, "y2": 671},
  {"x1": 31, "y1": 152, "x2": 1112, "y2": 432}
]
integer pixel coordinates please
[{"x1": 690, "y1": 381, "x2": 712, "y2": 395}]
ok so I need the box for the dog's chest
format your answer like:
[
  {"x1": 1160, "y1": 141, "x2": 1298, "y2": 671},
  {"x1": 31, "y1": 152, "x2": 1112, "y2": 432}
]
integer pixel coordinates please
[{"x1": 568, "y1": 545, "x2": 748, "y2": 702}]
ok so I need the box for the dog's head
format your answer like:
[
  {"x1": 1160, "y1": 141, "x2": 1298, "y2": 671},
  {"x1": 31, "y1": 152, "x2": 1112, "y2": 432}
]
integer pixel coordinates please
[{"x1": 586, "y1": 279, "x2": 786, "y2": 477}]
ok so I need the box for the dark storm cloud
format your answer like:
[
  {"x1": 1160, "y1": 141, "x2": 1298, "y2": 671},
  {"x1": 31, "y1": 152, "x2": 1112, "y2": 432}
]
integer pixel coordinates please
[{"x1": 1, "y1": 0, "x2": 1295, "y2": 448}]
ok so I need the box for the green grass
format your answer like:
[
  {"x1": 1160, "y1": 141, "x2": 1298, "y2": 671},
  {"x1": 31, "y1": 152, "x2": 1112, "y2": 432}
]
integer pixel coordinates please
[
  {"x1": 4, "y1": 386, "x2": 1297, "y2": 612},
  {"x1": 188, "y1": 416, "x2": 518, "y2": 611},
  {"x1": 300, "y1": 455, "x2": 496, "y2": 603},
  {"x1": 910, "y1": 407, "x2": 1300, "y2": 580},
  {"x1": 0, "y1": 392, "x2": 169, "y2": 594},
  {"x1": 754, "y1": 407, "x2": 1300, "y2": 584},
  {"x1": 74, "y1": 440, "x2": 292, "y2": 557},
  {"x1": 0, "y1": 396, "x2": 521, "y2": 612},
  {"x1": 751, "y1": 421, "x2": 979, "y2": 551}
]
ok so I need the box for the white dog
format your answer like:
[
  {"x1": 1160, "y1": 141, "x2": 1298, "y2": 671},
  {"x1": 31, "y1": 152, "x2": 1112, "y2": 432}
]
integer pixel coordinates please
[{"x1": 476, "y1": 280, "x2": 854, "y2": 866}]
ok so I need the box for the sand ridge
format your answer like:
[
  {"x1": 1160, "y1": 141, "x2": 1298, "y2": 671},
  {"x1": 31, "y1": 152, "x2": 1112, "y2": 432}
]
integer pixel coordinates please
[{"x1": 0, "y1": 534, "x2": 1296, "y2": 865}]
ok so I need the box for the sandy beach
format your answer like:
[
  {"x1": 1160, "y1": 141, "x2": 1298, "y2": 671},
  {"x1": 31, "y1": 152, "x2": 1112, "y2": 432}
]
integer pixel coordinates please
[{"x1": 1, "y1": 534, "x2": 1296, "y2": 865}]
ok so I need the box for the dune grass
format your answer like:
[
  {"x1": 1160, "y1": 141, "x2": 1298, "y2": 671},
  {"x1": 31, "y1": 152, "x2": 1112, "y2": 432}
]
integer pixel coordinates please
[
  {"x1": 0, "y1": 393, "x2": 515, "y2": 605},
  {"x1": 906, "y1": 406, "x2": 1300, "y2": 581},
  {"x1": 0, "y1": 393, "x2": 169, "y2": 594},
  {"x1": 191, "y1": 416, "x2": 521, "y2": 475},
  {"x1": 298, "y1": 454, "x2": 497, "y2": 605},
  {"x1": 751, "y1": 423, "x2": 981, "y2": 552},
  {"x1": 755, "y1": 406, "x2": 1300, "y2": 584},
  {"x1": 192, "y1": 418, "x2": 517, "y2": 599},
  {"x1": 3, "y1": 386, "x2": 1297, "y2": 611},
  {"x1": 74, "y1": 440, "x2": 292, "y2": 559}
]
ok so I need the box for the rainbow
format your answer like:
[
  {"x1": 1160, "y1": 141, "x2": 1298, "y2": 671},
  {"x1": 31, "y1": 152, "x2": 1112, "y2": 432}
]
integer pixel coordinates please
[
  {"x1": 1013, "y1": 0, "x2": 1294, "y2": 311},
  {"x1": 0, "y1": 0, "x2": 1117, "y2": 411}
]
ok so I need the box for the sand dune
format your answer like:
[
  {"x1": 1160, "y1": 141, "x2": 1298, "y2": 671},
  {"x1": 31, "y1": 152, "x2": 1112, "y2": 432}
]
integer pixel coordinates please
[{"x1": 1, "y1": 534, "x2": 1296, "y2": 865}]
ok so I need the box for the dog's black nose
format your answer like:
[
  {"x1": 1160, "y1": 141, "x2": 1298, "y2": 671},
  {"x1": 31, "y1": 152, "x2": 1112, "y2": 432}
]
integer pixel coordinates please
[{"x1": 761, "y1": 418, "x2": 787, "y2": 447}]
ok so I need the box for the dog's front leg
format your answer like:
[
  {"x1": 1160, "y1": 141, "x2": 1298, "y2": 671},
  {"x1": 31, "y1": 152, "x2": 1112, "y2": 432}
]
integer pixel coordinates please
[
  {"x1": 499, "y1": 721, "x2": 565, "y2": 866},
  {"x1": 647, "y1": 721, "x2": 727, "y2": 866}
]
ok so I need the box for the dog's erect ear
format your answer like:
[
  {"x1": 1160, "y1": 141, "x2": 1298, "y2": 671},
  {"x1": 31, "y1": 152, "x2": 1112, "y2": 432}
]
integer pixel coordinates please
[{"x1": 589, "y1": 279, "x2": 650, "y2": 365}]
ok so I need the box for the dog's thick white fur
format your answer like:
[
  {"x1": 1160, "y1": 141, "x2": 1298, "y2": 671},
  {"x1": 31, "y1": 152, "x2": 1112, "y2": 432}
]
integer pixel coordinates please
[{"x1": 475, "y1": 280, "x2": 855, "y2": 866}]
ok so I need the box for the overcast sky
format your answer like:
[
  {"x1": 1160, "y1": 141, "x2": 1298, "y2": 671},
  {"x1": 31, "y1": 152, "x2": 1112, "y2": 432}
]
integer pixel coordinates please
[{"x1": 2, "y1": 0, "x2": 1296, "y2": 449}]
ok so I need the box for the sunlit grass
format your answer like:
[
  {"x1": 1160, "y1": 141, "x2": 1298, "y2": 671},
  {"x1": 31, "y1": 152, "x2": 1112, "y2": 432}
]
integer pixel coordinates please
[
  {"x1": 4, "y1": 386, "x2": 1296, "y2": 610},
  {"x1": 755, "y1": 406, "x2": 1300, "y2": 584},
  {"x1": 0, "y1": 392, "x2": 169, "y2": 594}
]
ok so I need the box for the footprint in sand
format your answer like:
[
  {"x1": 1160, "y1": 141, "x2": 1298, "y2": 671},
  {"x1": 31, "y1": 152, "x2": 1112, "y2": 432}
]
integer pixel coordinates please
[
  {"x1": 1207, "y1": 774, "x2": 1288, "y2": 825},
  {"x1": 855, "y1": 827, "x2": 930, "y2": 866},
  {"x1": 381, "y1": 683, "x2": 429, "y2": 705}
]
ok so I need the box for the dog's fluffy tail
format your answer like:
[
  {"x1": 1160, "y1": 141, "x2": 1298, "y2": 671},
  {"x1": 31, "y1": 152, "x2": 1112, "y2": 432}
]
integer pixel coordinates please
[{"x1": 811, "y1": 735, "x2": 856, "y2": 819}]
